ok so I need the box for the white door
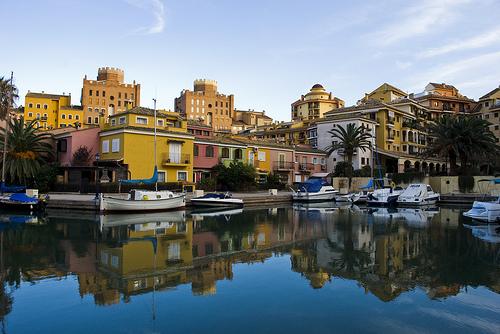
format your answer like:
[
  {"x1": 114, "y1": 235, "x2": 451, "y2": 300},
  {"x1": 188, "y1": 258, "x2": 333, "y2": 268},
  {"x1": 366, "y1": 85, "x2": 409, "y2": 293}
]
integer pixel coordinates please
[
  {"x1": 248, "y1": 151, "x2": 254, "y2": 166},
  {"x1": 169, "y1": 142, "x2": 181, "y2": 163},
  {"x1": 295, "y1": 174, "x2": 301, "y2": 182}
]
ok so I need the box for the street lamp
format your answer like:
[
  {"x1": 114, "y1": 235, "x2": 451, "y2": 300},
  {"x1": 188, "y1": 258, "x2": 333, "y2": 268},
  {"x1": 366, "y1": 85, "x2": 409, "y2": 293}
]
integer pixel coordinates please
[{"x1": 95, "y1": 152, "x2": 100, "y2": 201}]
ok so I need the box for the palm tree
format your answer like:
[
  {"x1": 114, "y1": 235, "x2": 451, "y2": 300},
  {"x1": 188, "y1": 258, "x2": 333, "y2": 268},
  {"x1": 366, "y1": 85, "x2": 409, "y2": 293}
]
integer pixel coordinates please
[
  {"x1": 326, "y1": 123, "x2": 372, "y2": 185},
  {"x1": 0, "y1": 118, "x2": 53, "y2": 184},
  {"x1": 425, "y1": 115, "x2": 498, "y2": 174},
  {"x1": 0, "y1": 75, "x2": 19, "y2": 185}
]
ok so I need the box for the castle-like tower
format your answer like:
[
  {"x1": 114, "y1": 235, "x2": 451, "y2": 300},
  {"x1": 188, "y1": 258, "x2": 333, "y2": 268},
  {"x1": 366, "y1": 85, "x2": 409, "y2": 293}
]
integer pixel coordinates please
[
  {"x1": 81, "y1": 67, "x2": 141, "y2": 126},
  {"x1": 175, "y1": 79, "x2": 234, "y2": 132}
]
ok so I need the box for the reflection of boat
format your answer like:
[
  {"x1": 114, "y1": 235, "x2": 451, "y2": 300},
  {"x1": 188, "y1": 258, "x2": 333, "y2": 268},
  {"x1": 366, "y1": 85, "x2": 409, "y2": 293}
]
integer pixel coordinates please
[
  {"x1": 190, "y1": 207, "x2": 243, "y2": 217},
  {"x1": 99, "y1": 189, "x2": 185, "y2": 213},
  {"x1": 190, "y1": 192, "x2": 243, "y2": 208},
  {"x1": 463, "y1": 197, "x2": 500, "y2": 222},
  {"x1": 293, "y1": 201, "x2": 350, "y2": 213},
  {"x1": 397, "y1": 207, "x2": 439, "y2": 227},
  {"x1": 99, "y1": 210, "x2": 186, "y2": 228},
  {"x1": 464, "y1": 224, "x2": 500, "y2": 243},
  {"x1": 0, "y1": 213, "x2": 40, "y2": 225},
  {"x1": 335, "y1": 193, "x2": 362, "y2": 203},
  {"x1": 292, "y1": 177, "x2": 338, "y2": 202},
  {"x1": 397, "y1": 184, "x2": 440, "y2": 206}
]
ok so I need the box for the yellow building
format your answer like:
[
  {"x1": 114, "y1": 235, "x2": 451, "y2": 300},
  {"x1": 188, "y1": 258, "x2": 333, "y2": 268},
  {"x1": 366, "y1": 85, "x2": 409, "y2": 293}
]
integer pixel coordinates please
[
  {"x1": 291, "y1": 84, "x2": 344, "y2": 121},
  {"x1": 24, "y1": 91, "x2": 82, "y2": 129},
  {"x1": 359, "y1": 83, "x2": 407, "y2": 104},
  {"x1": 240, "y1": 120, "x2": 312, "y2": 145},
  {"x1": 99, "y1": 106, "x2": 194, "y2": 183},
  {"x1": 476, "y1": 86, "x2": 500, "y2": 143}
]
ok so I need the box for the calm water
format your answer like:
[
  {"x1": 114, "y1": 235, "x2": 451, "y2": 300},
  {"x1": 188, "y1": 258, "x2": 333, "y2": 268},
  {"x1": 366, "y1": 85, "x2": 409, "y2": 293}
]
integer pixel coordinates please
[{"x1": 0, "y1": 204, "x2": 499, "y2": 333}]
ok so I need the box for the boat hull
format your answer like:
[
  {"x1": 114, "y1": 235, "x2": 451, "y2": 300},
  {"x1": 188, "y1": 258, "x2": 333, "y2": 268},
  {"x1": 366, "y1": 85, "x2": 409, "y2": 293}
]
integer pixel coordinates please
[
  {"x1": 190, "y1": 198, "x2": 244, "y2": 208},
  {"x1": 292, "y1": 191, "x2": 336, "y2": 202},
  {"x1": 397, "y1": 195, "x2": 439, "y2": 206},
  {"x1": 463, "y1": 201, "x2": 500, "y2": 222},
  {"x1": 100, "y1": 194, "x2": 186, "y2": 213}
]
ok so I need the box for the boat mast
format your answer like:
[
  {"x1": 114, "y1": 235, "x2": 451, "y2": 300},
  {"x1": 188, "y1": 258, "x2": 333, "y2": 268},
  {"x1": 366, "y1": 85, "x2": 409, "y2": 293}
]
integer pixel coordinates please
[
  {"x1": 1, "y1": 72, "x2": 13, "y2": 187},
  {"x1": 153, "y1": 98, "x2": 158, "y2": 191}
]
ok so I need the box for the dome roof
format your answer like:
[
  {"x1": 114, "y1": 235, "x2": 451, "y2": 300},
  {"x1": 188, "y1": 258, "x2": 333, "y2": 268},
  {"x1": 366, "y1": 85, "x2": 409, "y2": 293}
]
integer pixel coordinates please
[{"x1": 311, "y1": 84, "x2": 324, "y2": 89}]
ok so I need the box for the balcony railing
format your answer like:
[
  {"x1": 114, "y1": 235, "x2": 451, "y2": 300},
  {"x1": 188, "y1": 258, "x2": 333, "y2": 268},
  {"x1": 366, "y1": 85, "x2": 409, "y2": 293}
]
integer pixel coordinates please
[
  {"x1": 273, "y1": 161, "x2": 294, "y2": 170},
  {"x1": 162, "y1": 153, "x2": 191, "y2": 165},
  {"x1": 299, "y1": 163, "x2": 315, "y2": 172}
]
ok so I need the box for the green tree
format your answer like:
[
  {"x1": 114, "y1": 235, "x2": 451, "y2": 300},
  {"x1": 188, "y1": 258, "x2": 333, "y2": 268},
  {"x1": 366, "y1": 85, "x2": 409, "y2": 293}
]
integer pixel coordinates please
[
  {"x1": 0, "y1": 76, "x2": 18, "y2": 120},
  {"x1": 213, "y1": 161, "x2": 257, "y2": 191},
  {"x1": 72, "y1": 145, "x2": 93, "y2": 166},
  {"x1": 326, "y1": 123, "x2": 372, "y2": 185},
  {"x1": 425, "y1": 115, "x2": 498, "y2": 175},
  {"x1": 0, "y1": 118, "x2": 54, "y2": 184}
]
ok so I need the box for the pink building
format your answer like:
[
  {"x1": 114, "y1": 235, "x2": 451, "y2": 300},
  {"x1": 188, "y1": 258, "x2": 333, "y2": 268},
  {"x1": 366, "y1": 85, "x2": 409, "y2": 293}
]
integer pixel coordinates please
[{"x1": 293, "y1": 147, "x2": 327, "y2": 183}]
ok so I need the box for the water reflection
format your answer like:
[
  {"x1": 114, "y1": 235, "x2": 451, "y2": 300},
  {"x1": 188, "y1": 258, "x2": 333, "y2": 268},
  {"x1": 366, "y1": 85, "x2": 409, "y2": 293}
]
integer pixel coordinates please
[{"x1": 0, "y1": 205, "x2": 499, "y2": 322}]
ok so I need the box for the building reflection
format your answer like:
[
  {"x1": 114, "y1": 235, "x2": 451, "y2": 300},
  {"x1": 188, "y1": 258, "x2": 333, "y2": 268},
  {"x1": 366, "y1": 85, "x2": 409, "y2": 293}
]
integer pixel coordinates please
[{"x1": 0, "y1": 205, "x2": 498, "y2": 315}]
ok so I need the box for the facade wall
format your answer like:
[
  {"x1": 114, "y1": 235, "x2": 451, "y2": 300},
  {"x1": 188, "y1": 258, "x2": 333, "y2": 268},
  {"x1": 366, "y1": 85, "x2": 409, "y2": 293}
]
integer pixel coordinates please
[
  {"x1": 24, "y1": 93, "x2": 72, "y2": 129},
  {"x1": 291, "y1": 85, "x2": 344, "y2": 121},
  {"x1": 57, "y1": 127, "x2": 100, "y2": 166}
]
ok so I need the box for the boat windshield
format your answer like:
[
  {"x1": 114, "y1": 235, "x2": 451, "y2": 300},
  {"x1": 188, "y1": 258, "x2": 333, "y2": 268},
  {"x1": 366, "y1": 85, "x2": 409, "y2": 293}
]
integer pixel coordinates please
[{"x1": 298, "y1": 179, "x2": 329, "y2": 192}]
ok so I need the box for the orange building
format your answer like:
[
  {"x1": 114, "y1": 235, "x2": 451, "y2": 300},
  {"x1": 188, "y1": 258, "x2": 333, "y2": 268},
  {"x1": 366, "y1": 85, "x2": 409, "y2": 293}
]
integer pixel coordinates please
[
  {"x1": 174, "y1": 79, "x2": 234, "y2": 132},
  {"x1": 412, "y1": 82, "x2": 476, "y2": 114},
  {"x1": 81, "y1": 67, "x2": 140, "y2": 126},
  {"x1": 291, "y1": 84, "x2": 344, "y2": 121}
]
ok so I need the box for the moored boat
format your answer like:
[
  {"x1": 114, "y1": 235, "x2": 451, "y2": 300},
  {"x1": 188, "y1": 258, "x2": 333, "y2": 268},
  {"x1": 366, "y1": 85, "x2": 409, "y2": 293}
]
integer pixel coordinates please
[
  {"x1": 397, "y1": 184, "x2": 440, "y2": 206},
  {"x1": 463, "y1": 197, "x2": 500, "y2": 222},
  {"x1": 190, "y1": 192, "x2": 243, "y2": 208},
  {"x1": 367, "y1": 187, "x2": 403, "y2": 206},
  {"x1": 99, "y1": 189, "x2": 185, "y2": 213},
  {"x1": 0, "y1": 192, "x2": 48, "y2": 212},
  {"x1": 292, "y1": 178, "x2": 338, "y2": 202}
]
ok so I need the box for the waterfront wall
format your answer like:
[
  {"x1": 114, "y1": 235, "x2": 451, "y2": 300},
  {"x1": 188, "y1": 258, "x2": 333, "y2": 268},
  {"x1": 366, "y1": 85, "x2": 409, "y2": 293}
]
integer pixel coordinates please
[{"x1": 332, "y1": 176, "x2": 500, "y2": 195}]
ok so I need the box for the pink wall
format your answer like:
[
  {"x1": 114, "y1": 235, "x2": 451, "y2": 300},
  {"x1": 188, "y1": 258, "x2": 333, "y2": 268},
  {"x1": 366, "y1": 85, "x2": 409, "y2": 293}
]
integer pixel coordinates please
[
  {"x1": 269, "y1": 149, "x2": 294, "y2": 170},
  {"x1": 294, "y1": 153, "x2": 327, "y2": 174},
  {"x1": 58, "y1": 128, "x2": 100, "y2": 166},
  {"x1": 193, "y1": 143, "x2": 220, "y2": 169}
]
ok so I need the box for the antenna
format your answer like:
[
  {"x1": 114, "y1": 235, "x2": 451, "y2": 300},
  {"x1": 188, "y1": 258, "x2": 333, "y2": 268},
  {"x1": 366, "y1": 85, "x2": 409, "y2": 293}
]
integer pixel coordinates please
[{"x1": 153, "y1": 98, "x2": 158, "y2": 191}]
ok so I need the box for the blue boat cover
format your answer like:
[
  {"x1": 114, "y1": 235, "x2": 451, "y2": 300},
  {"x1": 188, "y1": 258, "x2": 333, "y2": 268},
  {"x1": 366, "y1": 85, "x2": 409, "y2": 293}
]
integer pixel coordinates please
[
  {"x1": 119, "y1": 166, "x2": 158, "y2": 185},
  {"x1": 299, "y1": 178, "x2": 329, "y2": 192},
  {"x1": 9, "y1": 193, "x2": 37, "y2": 204},
  {"x1": 199, "y1": 193, "x2": 227, "y2": 199},
  {"x1": 0, "y1": 182, "x2": 26, "y2": 193},
  {"x1": 493, "y1": 178, "x2": 500, "y2": 184},
  {"x1": 359, "y1": 178, "x2": 374, "y2": 189}
]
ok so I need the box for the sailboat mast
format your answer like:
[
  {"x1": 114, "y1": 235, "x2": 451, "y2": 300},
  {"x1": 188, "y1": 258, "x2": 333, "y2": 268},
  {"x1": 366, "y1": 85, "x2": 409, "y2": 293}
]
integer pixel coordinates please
[
  {"x1": 153, "y1": 98, "x2": 158, "y2": 191},
  {"x1": 1, "y1": 72, "x2": 13, "y2": 186}
]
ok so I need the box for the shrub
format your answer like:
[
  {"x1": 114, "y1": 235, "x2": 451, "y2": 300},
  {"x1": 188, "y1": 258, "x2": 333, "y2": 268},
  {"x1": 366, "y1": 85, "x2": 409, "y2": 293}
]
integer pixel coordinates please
[
  {"x1": 196, "y1": 177, "x2": 216, "y2": 191},
  {"x1": 333, "y1": 161, "x2": 353, "y2": 177},
  {"x1": 72, "y1": 146, "x2": 93, "y2": 166},
  {"x1": 213, "y1": 161, "x2": 257, "y2": 191},
  {"x1": 392, "y1": 172, "x2": 425, "y2": 185},
  {"x1": 353, "y1": 165, "x2": 372, "y2": 177},
  {"x1": 32, "y1": 163, "x2": 60, "y2": 192},
  {"x1": 263, "y1": 173, "x2": 286, "y2": 190}
]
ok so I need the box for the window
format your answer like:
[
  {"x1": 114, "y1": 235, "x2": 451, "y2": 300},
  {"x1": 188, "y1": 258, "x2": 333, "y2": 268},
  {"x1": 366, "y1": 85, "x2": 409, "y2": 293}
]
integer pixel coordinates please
[
  {"x1": 96, "y1": 90, "x2": 99, "y2": 97},
  {"x1": 206, "y1": 145, "x2": 214, "y2": 157},
  {"x1": 36, "y1": 104, "x2": 40, "y2": 109},
  {"x1": 87, "y1": 116, "x2": 92, "y2": 124},
  {"x1": 119, "y1": 116, "x2": 126, "y2": 124},
  {"x1": 36, "y1": 113, "x2": 40, "y2": 119},
  {"x1": 125, "y1": 93, "x2": 128, "y2": 99},
  {"x1": 89, "y1": 89, "x2": 93, "y2": 96},
  {"x1": 101, "y1": 108, "x2": 105, "y2": 114},
  {"x1": 221, "y1": 147, "x2": 230, "y2": 158},
  {"x1": 495, "y1": 125, "x2": 499, "y2": 130},
  {"x1": 136, "y1": 117, "x2": 148, "y2": 125},
  {"x1": 321, "y1": 158, "x2": 325, "y2": 165},
  {"x1": 495, "y1": 113, "x2": 499, "y2": 118},
  {"x1": 157, "y1": 119, "x2": 164, "y2": 126},
  {"x1": 194, "y1": 144, "x2": 199, "y2": 157},
  {"x1": 258, "y1": 151, "x2": 266, "y2": 161},
  {"x1": 111, "y1": 119, "x2": 116, "y2": 126},
  {"x1": 118, "y1": 101, "x2": 121, "y2": 107},
  {"x1": 111, "y1": 139, "x2": 120, "y2": 152},
  {"x1": 69, "y1": 114, "x2": 73, "y2": 120},
  {"x1": 43, "y1": 113, "x2": 47, "y2": 118},
  {"x1": 43, "y1": 104, "x2": 48, "y2": 109},
  {"x1": 361, "y1": 157, "x2": 365, "y2": 164},
  {"x1": 75, "y1": 115, "x2": 79, "y2": 120},
  {"x1": 28, "y1": 103, "x2": 33, "y2": 108},
  {"x1": 313, "y1": 157, "x2": 318, "y2": 164},
  {"x1": 102, "y1": 140, "x2": 110, "y2": 153},
  {"x1": 94, "y1": 117, "x2": 99, "y2": 124},
  {"x1": 88, "y1": 107, "x2": 92, "y2": 112},
  {"x1": 177, "y1": 171, "x2": 187, "y2": 181},
  {"x1": 94, "y1": 108, "x2": 99, "y2": 113},
  {"x1": 158, "y1": 171, "x2": 166, "y2": 182},
  {"x1": 102, "y1": 91, "x2": 106, "y2": 97},
  {"x1": 234, "y1": 148, "x2": 242, "y2": 160},
  {"x1": 28, "y1": 112, "x2": 33, "y2": 117}
]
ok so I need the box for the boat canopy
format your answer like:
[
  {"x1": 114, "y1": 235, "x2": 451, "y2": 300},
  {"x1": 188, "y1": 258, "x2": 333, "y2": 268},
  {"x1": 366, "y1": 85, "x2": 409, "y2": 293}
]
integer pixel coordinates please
[
  {"x1": 199, "y1": 193, "x2": 230, "y2": 199},
  {"x1": 299, "y1": 178, "x2": 329, "y2": 192},
  {"x1": 8, "y1": 193, "x2": 38, "y2": 204},
  {"x1": 119, "y1": 167, "x2": 158, "y2": 185},
  {"x1": 0, "y1": 182, "x2": 26, "y2": 193}
]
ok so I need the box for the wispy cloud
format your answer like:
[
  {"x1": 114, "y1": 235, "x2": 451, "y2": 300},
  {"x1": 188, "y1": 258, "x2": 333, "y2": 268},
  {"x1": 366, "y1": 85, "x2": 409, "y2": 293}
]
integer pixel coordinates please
[
  {"x1": 417, "y1": 26, "x2": 500, "y2": 58},
  {"x1": 125, "y1": 0, "x2": 165, "y2": 35},
  {"x1": 370, "y1": 0, "x2": 471, "y2": 45}
]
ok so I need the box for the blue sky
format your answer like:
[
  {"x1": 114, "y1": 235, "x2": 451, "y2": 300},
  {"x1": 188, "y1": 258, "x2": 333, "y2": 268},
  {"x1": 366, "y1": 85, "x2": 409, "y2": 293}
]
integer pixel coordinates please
[{"x1": 1, "y1": 0, "x2": 500, "y2": 121}]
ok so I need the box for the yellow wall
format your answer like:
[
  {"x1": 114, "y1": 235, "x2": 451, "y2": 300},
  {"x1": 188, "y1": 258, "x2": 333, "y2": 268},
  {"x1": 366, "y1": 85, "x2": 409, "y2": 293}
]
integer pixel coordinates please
[{"x1": 24, "y1": 95, "x2": 71, "y2": 129}]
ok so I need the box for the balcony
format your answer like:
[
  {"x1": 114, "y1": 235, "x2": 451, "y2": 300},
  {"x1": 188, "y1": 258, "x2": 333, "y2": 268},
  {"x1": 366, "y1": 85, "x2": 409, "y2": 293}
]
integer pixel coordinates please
[
  {"x1": 387, "y1": 117, "x2": 395, "y2": 126},
  {"x1": 273, "y1": 161, "x2": 294, "y2": 171},
  {"x1": 299, "y1": 163, "x2": 315, "y2": 172},
  {"x1": 162, "y1": 153, "x2": 191, "y2": 165}
]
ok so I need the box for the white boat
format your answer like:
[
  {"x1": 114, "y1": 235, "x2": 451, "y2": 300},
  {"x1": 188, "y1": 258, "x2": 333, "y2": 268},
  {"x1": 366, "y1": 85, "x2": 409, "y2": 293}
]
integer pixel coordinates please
[
  {"x1": 335, "y1": 193, "x2": 362, "y2": 203},
  {"x1": 190, "y1": 192, "x2": 243, "y2": 207},
  {"x1": 463, "y1": 197, "x2": 500, "y2": 222},
  {"x1": 292, "y1": 178, "x2": 338, "y2": 202},
  {"x1": 397, "y1": 184, "x2": 440, "y2": 206},
  {"x1": 99, "y1": 190, "x2": 186, "y2": 213},
  {"x1": 367, "y1": 187, "x2": 403, "y2": 206}
]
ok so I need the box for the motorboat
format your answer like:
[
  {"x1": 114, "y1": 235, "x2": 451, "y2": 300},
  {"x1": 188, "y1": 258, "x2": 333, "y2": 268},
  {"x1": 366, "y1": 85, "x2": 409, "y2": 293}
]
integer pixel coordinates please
[
  {"x1": 190, "y1": 192, "x2": 243, "y2": 208},
  {"x1": 335, "y1": 192, "x2": 362, "y2": 203},
  {"x1": 367, "y1": 187, "x2": 404, "y2": 206},
  {"x1": 0, "y1": 192, "x2": 48, "y2": 212},
  {"x1": 397, "y1": 184, "x2": 440, "y2": 206},
  {"x1": 292, "y1": 178, "x2": 338, "y2": 202},
  {"x1": 99, "y1": 189, "x2": 186, "y2": 213},
  {"x1": 463, "y1": 197, "x2": 500, "y2": 222}
]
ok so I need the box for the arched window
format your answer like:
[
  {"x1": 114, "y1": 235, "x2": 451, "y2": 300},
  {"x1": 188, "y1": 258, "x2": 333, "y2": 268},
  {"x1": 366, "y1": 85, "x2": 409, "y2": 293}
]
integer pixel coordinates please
[
  {"x1": 234, "y1": 148, "x2": 242, "y2": 160},
  {"x1": 205, "y1": 145, "x2": 214, "y2": 158},
  {"x1": 221, "y1": 147, "x2": 229, "y2": 158}
]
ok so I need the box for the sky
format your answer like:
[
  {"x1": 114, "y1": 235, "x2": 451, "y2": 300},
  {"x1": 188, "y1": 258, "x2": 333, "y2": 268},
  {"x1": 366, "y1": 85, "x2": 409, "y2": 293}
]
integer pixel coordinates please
[{"x1": 1, "y1": 0, "x2": 500, "y2": 121}]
